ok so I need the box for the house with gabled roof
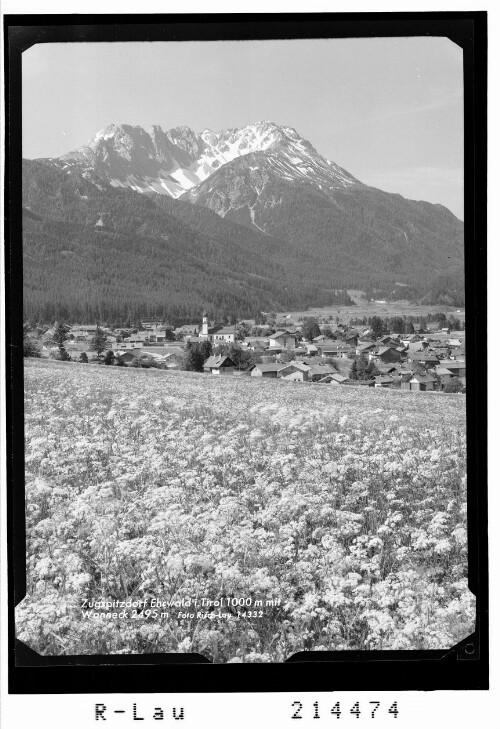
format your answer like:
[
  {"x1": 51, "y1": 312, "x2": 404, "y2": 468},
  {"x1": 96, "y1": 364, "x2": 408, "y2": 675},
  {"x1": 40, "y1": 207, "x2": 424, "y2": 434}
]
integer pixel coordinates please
[
  {"x1": 402, "y1": 373, "x2": 437, "y2": 391},
  {"x1": 318, "y1": 342, "x2": 352, "y2": 358},
  {"x1": 124, "y1": 332, "x2": 149, "y2": 343},
  {"x1": 212, "y1": 326, "x2": 237, "y2": 344},
  {"x1": 439, "y1": 360, "x2": 466, "y2": 377},
  {"x1": 203, "y1": 355, "x2": 235, "y2": 375},
  {"x1": 250, "y1": 363, "x2": 286, "y2": 378},
  {"x1": 318, "y1": 372, "x2": 349, "y2": 385},
  {"x1": 244, "y1": 337, "x2": 270, "y2": 350},
  {"x1": 269, "y1": 330, "x2": 299, "y2": 349},
  {"x1": 375, "y1": 335, "x2": 396, "y2": 346},
  {"x1": 147, "y1": 328, "x2": 168, "y2": 343},
  {"x1": 376, "y1": 364, "x2": 398, "y2": 375},
  {"x1": 304, "y1": 343, "x2": 319, "y2": 355},
  {"x1": 372, "y1": 346, "x2": 403, "y2": 364},
  {"x1": 374, "y1": 375, "x2": 394, "y2": 388},
  {"x1": 434, "y1": 366, "x2": 455, "y2": 386},
  {"x1": 344, "y1": 331, "x2": 359, "y2": 346},
  {"x1": 408, "y1": 352, "x2": 440, "y2": 367},
  {"x1": 389, "y1": 372, "x2": 412, "y2": 389},
  {"x1": 163, "y1": 351, "x2": 184, "y2": 369},
  {"x1": 406, "y1": 341, "x2": 429, "y2": 354},
  {"x1": 279, "y1": 362, "x2": 310, "y2": 382},
  {"x1": 308, "y1": 363, "x2": 337, "y2": 382},
  {"x1": 186, "y1": 336, "x2": 207, "y2": 344},
  {"x1": 357, "y1": 341, "x2": 376, "y2": 356}
]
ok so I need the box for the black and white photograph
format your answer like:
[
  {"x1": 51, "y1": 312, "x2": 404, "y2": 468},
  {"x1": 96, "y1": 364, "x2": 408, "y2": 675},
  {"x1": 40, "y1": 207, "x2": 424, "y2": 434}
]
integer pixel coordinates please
[{"x1": 5, "y1": 15, "x2": 486, "y2": 680}]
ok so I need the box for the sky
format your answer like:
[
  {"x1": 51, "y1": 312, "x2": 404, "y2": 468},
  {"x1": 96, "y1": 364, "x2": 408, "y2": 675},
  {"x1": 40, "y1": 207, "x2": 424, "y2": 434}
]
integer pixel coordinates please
[{"x1": 22, "y1": 37, "x2": 464, "y2": 218}]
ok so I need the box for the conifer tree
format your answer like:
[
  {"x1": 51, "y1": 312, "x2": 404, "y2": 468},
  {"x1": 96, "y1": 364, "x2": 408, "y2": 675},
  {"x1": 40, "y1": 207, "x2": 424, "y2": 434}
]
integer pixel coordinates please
[
  {"x1": 90, "y1": 326, "x2": 108, "y2": 361},
  {"x1": 370, "y1": 316, "x2": 385, "y2": 339},
  {"x1": 355, "y1": 355, "x2": 368, "y2": 380},
  {"x1": 349, "y1": 358, "x2": 358, "y2": 380},
  {"x1": 53, "y1": 322, "x2": 70, "y2": 361},
  {"x1": 23, "y1": 324, "x2": 41, "y2": 358}
]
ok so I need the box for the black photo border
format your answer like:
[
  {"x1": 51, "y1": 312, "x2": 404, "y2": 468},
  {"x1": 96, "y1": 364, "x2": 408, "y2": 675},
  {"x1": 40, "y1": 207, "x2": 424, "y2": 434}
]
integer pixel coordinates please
[{"x1": 4, "y1": 12, "x2": 488, "y2": 693}]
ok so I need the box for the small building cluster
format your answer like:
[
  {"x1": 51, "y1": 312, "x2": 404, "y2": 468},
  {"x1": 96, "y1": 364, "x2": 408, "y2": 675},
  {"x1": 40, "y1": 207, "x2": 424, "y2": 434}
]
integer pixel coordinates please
[
  {"x1": 29, "y1": 314, "x2": 466, "y2": 392},
  {"x1": 191, "y1": 316, "x2": 466, "y2": 392}
]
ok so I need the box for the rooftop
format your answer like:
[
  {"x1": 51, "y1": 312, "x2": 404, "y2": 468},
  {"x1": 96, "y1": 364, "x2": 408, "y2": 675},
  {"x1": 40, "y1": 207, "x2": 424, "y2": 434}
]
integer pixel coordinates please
[
  {"x1": 204, "y1": 355, "x2": 234, "y2": 368},
  {"x1": 435, "y1": 367, "x2": 454, "y2": 376},
  {"x1": 309, "y1": 364, "x2": 336, "y2": 375},
  {"x1": 411, "y1": 374, "x2": 437, "y2": 383},
  {"x1": 270, "y1": 330, "x2": 297, "y2": 339},
  {"x1": 253, "y1": 363, "x2": 286, "y2": 373},
  {"x1": 214, "y1": 326, "x2": 236, "y2": 335}
]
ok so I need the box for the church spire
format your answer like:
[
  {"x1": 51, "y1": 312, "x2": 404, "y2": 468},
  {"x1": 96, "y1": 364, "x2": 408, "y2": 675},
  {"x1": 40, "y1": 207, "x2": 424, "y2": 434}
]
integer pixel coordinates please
[{"x1": 201, "y1": 311, "x2": 209, "y2": 338}]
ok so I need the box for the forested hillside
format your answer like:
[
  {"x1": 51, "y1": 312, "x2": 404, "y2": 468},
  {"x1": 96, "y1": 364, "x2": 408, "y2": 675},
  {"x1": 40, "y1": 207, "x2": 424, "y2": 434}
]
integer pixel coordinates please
[
  {"x1": 22, "y1": 160, "x2": 352, "y2": 324},
  {"x1": 183, "y1": 151, "x2": 465, "y2": 299},
  {"x1": 21, "y1": 118, "x2": 465, "y2": 324}
]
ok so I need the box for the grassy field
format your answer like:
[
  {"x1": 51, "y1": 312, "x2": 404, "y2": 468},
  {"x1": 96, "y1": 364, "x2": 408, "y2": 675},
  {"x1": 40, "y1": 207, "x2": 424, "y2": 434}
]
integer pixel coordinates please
[
  {"x1": 18, "y1": 360, "x2": 473, "y2": 661},
  {"x1": 280, "y1": 290, "x2": 465, "y2": 325}
]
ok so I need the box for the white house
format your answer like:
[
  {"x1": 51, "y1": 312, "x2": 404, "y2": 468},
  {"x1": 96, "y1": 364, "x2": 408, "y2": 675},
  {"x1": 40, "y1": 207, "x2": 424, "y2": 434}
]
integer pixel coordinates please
[
  {"x1": 212, "y1": 326, "x2": 237, "y2": 344},
  {"x1": 268, "y1": 331, "x2": 299, "y2": 349}
]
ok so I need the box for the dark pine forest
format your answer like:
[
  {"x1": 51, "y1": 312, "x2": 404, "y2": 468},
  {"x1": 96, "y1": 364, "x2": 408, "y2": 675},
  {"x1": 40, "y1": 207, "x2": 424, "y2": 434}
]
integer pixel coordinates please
[{"x1": 21, "y1": 159, "x2": 464, "y2": 326}]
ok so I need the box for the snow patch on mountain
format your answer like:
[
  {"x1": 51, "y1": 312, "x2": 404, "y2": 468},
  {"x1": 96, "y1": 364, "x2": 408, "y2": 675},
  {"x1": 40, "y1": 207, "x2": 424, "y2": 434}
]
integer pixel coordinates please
[
  {"x1": 249, "y1": 205, "x2": 267, "y2": 233},
  {"x1": 53, "y1": 120, "x2": 361, "y2": 203}
]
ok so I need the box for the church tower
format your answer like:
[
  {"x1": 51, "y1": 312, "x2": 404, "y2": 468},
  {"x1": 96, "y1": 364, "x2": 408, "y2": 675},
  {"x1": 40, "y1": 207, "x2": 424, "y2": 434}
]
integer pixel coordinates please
[{"x1": 201, "y1": 311, "x2": 209, "y2": 339}]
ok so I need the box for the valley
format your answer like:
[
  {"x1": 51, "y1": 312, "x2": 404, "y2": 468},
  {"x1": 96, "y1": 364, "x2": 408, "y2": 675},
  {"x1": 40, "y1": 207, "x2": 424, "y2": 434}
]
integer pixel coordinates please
[{"x1": 280, "y1": 290, "x2": 466, "y2": 326}]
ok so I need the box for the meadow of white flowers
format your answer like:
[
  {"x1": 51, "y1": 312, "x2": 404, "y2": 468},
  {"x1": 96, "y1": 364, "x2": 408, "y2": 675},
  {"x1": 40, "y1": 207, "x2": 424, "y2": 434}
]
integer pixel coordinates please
[{"x1": 17, "y1": 360, "x2": 474, "y2": 662}]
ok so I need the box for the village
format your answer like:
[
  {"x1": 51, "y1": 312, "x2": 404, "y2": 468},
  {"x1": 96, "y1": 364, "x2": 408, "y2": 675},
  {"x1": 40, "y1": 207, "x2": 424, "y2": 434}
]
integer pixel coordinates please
[{"x1": 26, "y1": 310, "x2": 466, "y2": 393}]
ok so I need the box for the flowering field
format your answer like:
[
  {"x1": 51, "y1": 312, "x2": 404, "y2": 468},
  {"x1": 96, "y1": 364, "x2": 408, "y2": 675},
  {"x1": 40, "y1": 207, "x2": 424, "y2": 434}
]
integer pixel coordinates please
[{"x1": 18, "y1": 359, "x2": 474, "y2": 661}]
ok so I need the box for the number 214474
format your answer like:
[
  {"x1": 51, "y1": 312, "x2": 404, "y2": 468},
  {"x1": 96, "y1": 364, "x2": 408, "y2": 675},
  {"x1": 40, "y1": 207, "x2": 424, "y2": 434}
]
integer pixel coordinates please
[{"x1": 291, "y1": 701, "x2": 399, "y2": 720}]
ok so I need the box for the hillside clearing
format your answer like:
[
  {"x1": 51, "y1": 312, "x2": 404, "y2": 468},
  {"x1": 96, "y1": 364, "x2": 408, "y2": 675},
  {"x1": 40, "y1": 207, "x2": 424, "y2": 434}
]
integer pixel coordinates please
[{"x1": 280, "y1": 291, "x2": 465, "y2": 325}]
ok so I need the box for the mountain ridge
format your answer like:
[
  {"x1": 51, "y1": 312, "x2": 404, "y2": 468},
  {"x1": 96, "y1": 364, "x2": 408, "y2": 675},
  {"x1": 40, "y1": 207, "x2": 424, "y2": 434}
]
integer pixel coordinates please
[
  {"x1": 22, "y1": 120, "x2": 465, "y2": 322},
  {"x1": 22, "y1": 157, "x2": 355, "y2": 324},
  {"x1": 41, "y1": 120, "x2": 360, "y2": 200}
]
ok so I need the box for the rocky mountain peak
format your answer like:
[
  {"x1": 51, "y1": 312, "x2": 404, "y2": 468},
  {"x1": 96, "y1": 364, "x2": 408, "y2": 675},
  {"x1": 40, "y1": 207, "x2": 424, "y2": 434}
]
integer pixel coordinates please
[{"x1": 55, "y1": 120, "x2": 357, "y2": 199}]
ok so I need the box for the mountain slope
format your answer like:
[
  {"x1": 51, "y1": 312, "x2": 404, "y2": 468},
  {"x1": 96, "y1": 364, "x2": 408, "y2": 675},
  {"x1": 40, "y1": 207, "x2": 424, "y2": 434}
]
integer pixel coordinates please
[
  {"x1": 23, "y1": 120, "x2": 465, "y2": 320},
  {"x1": 181, "y1": 151, "x2": 464, "y2": 292},
  {"x1": 22, "y1": 159, "x2": 352, "y2": 324}
]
